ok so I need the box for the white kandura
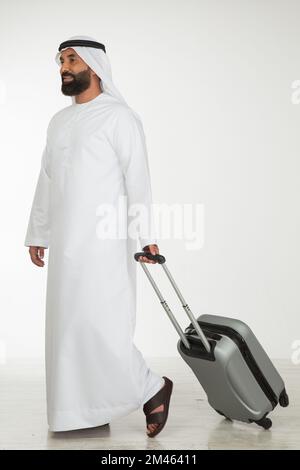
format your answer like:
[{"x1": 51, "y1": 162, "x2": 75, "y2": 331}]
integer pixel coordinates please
[{"x1": 24, "y1": 36, "x2": 163, "y2": 432}]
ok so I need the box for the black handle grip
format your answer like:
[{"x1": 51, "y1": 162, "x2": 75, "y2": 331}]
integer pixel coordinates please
[{"x1": 134, "y1": 252, "x2": 166, "y2": 264}]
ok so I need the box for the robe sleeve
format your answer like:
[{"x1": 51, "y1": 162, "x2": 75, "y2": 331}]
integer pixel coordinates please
[
  {"x1": 24, "y1": 133, "x2": 51, "y2": 248},
  {"x1": 112, "y1": 107, "x2": 158, "y2": 250}
]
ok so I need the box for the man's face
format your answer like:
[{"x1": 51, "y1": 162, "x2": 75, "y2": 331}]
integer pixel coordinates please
[{"x1": 59, "y1": 48, "x2": 92, "y2": 96}]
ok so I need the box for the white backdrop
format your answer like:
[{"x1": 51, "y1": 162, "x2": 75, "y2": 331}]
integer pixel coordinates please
[{"x1": 0, "y1": 0, "x2": 299, "y2": 360}]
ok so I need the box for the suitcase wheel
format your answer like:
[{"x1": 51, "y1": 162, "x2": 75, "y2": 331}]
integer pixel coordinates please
[
  {"x1": 279, "y1": 389, "x2": 289, "y2": 407},
  {"x1": 255, "y1": 417, "x2": 272, "y2": 430}
]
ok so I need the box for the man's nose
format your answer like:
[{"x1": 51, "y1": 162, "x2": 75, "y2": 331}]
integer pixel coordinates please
[{"x1": 61, "y1": 67, "x2": 71, "y2": 75}]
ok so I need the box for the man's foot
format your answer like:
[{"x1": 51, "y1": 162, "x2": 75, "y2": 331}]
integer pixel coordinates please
[
  {"x1": 146, "y1": 403, "x2": 164, "y2": 435},
  {"x1": 143, "y1": 377, "x2": 173, "y2": 437}
]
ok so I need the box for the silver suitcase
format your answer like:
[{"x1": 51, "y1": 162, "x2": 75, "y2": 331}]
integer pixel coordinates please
[{"x1": 134, "y1": 251, "x2": 289, "y2": 429}]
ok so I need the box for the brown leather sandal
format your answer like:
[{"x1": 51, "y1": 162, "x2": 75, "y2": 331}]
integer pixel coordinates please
[{"x1": 143, "y1": 376, "x2": 173, "y2": 438}]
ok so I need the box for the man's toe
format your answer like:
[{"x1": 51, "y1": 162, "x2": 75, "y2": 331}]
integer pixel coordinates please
[{"x1": 147, "y1": 423, "x2": 158, "y2": 434}]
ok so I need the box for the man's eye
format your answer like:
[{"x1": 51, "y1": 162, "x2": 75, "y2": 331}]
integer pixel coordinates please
[{"x1": 60, "y1": 59, "x2": 75, "y2": 64}]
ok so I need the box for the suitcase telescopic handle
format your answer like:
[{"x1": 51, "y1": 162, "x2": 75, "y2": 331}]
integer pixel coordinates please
[{"x1": 134, "y1": 251, "x2": 211, "y2": 352}]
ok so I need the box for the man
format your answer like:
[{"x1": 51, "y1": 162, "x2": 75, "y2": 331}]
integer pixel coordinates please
[{"x1": 24, "y1": 35, "x2": 173, "y2": 437}]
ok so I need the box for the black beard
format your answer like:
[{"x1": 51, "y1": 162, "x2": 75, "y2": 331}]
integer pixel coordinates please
[{"x1": 61, "y1": 68, "x2": 91, "y2": 96}]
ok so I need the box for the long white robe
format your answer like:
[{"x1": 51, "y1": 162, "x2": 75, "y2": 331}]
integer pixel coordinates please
[{"x1": 24, "y1": 91, "x2": 164, "y2": 432}]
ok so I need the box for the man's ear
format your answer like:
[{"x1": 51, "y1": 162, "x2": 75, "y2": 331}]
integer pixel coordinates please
[{"x1": 89, "y1": 68, "x2": 98, "y2": 77}]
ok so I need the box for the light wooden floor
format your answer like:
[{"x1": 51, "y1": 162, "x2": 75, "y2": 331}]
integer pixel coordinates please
[{"x1": 0, "y1": 357, "x2": 298, "y2": 450}]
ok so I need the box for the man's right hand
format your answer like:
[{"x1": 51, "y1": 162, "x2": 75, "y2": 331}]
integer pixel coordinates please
[{"x1": 29, "y1": 246, "x2": 47, "y2": 267}]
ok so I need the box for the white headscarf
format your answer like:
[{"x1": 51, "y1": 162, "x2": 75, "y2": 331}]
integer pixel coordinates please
[{"x1": 55, "y1": 35, "x2": 136, "y2": 113}]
